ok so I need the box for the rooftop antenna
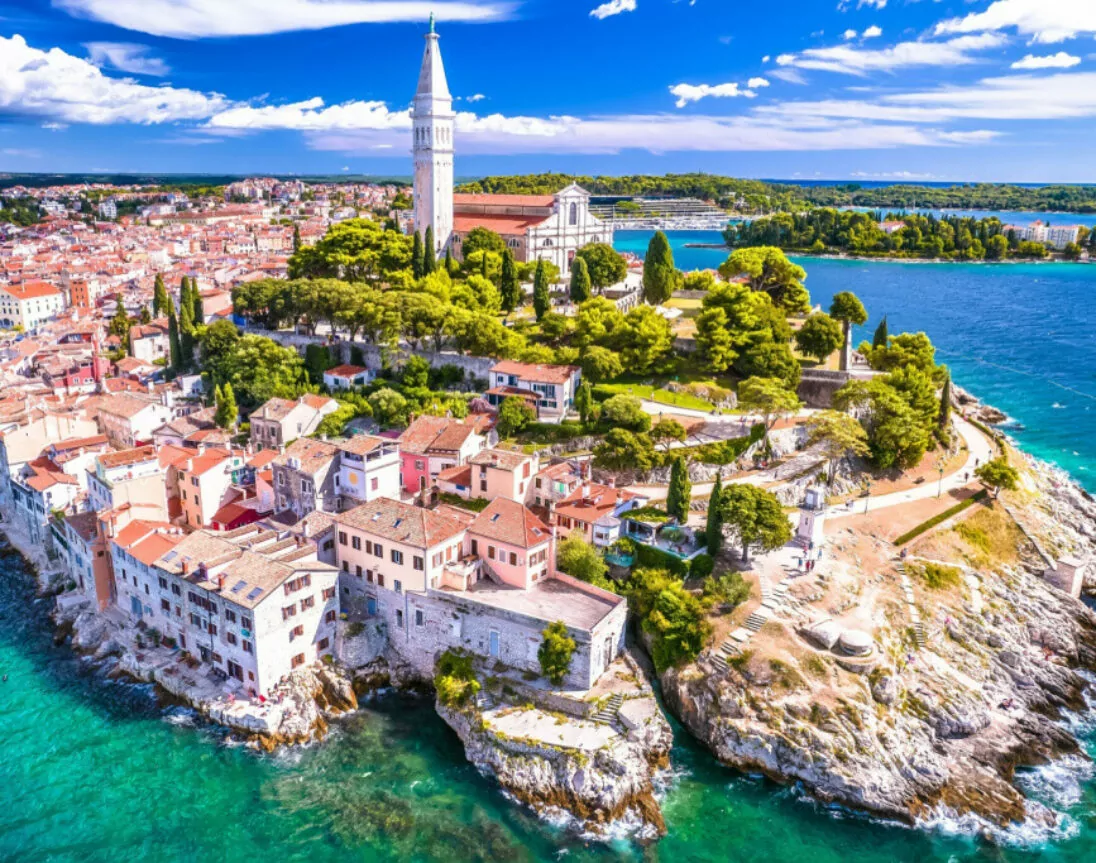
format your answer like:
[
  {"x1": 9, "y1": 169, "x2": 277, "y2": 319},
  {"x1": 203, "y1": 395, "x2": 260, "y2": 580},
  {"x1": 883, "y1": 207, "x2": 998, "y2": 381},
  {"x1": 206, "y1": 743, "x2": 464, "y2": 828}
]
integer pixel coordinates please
[{"x1": 429, "y1": 11, "x2": 435, "y2": 33}]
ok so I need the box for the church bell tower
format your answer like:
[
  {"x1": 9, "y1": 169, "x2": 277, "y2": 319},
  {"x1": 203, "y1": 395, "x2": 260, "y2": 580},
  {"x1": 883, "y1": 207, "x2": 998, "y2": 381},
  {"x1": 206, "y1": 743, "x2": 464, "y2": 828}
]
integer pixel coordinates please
[{"x1": 411, "y1": 15, "x2": 454, "y2": 259}]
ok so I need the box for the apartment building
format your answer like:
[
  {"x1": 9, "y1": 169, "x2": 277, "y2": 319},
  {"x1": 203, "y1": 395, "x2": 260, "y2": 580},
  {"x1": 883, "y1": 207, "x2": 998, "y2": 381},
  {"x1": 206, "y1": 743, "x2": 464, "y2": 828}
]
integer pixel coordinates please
[
  {"x1": 552, "y1": 481, "x2": 649, "y2": 547},
  {"x1": 116, "y1": 524, "x2": 340, "y2": 695},
  {"x1": 0, "y1": 281, "x2": 65, "y2": 331},
  {"x1": 249, "y1": 394, "x2": 338, "y2": 448},
  {"x1": 176, "y1": 448, "x2": 247, "y2": 530},
  {"x1": 398, "y1": 415, "x2": 488, "y2": 493},
  {"x1": 486, "y1": 361, "x2": 581, "y2": 420},
  {"x1": 93, "y1": 393, "x2": 174, "y2": 449},
  {"x1": 438, "y1": 448, "x2": 537, "y2": 504}
]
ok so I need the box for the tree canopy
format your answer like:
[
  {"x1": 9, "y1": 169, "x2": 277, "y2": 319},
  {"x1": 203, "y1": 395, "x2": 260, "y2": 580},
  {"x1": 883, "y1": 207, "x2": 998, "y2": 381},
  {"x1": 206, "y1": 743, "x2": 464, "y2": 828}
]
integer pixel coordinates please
[{"x1": 719, "y1": 484, "x2": 792, "y2": 562}]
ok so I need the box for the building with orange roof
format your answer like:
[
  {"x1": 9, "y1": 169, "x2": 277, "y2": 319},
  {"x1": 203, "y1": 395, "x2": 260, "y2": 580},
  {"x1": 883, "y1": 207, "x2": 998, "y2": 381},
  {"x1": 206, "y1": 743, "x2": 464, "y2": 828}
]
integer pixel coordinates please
[
  {"x1": 0, "y1": 280, "x2": 65, "y2": 330},
  {"x1": 249, "y1": 394, "x2": 338, "y2": 449},
  {"x1": 176, "y1": 447, "x2": 247, "y2": 530},
  {"x1": 397, "y1": 415, "x2": 489, "y2": 494},
  {"x1": 487, "y1": 360, "x2": 581, "y2": 420}
]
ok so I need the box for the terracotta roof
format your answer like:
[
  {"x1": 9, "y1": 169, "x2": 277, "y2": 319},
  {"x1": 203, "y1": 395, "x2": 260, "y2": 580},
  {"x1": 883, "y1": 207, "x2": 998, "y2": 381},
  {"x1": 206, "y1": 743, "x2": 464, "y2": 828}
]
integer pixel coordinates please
[
  {"x1": 64, "y1": 510, "x2": 100, "y2": 542},
  {"x1": 274, "y1": 437, "x2": 339, "y2": 474},
  {"x1": 23, "y1": 456, "x2": 77, "y2": 491},
  {"x1": 469, "y1": 497, "x2": 551, "y2": 549},
  {"x1": 454, "y1": 193, "x2": 555, "y2": 208},
  {"x1": 333, "y1": 434, "x2": 389, "y2": 456},
  {"x1": 554, "y1": 483, "x2": 641, "y2": 526},
  {"x1": 453, "y1": 214, "x2": 546, "y2": 236},
  {"x1": 98, "y1": 445, "x2": 157, "y2": 469},
  {"x1": 181, "y1": 448, "x2": 237, "y2": 478},
  {"x1": 399, "y1": 415, "x2": 478, "y2": 455},
  {"x1": 490, "y1": 360, "x2": 579, "y2": 385},
  {"x1": 469, "y1": 448, "x2": 533, "y2": 471},
  {"x1": 437, "y1": 464, "x2": 472, "y2": 486},
  {"x1": 337, "y1": 497, "x2": 467, "y2": 548},
  {"x1": 1, "y1": 281, "x2": 61, "y2": 300},
  {"x1": 325, "y1": 364, "x2": 368, "y2": 378}
]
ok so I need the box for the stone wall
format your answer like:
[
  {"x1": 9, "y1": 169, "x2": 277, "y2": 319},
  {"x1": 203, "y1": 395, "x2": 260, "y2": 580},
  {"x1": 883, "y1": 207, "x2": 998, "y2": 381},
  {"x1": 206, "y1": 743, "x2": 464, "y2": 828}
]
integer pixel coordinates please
[{"x1": 797, "y1": 369, "x2": 851, "y2": 409}]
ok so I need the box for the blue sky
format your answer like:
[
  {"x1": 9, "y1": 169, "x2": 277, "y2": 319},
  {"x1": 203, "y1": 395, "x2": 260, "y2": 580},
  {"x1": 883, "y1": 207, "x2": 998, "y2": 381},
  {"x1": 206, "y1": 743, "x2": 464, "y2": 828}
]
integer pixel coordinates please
[{"x1": 2, "y1": 0, "x2": 1096, "y2": 181}]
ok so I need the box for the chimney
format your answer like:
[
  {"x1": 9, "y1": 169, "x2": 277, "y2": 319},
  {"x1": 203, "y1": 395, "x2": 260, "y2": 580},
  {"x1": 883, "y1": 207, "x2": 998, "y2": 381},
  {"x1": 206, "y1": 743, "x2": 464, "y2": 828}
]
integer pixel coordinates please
[{"x1": 181, "y1": 560, "x2": 189, "y2": 574}]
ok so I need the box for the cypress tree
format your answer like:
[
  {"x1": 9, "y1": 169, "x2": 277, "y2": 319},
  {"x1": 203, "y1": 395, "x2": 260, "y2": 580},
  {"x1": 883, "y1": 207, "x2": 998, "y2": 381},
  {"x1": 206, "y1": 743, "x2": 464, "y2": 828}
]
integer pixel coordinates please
[
  {"x1": 500, "y1": 249, "x2": 520, "y2": 313},
  {"x1": 871, "y1": 314, "x2": 889, "y2": 349},
  {"x1": 152, "y1": 273, "x2": 168, "y2": 318},
  {"x1": 292, "y1": 223, "x2": 301, "y2": 252},
  {"x1": 444, "y1": 246, "x2": 456, "y2": 276},
  {"x1": 706, "y1": 473, "x2": 724, "y2": 556},
  {"x1": 216, "y1": 382, "x2": 238, "y2": 429},
  {"x1": 532, "y1": 259, "x2": 550, "y2": 321},
  {"x1": 642, "y1": 230, "x2": 677, "y2": 304},
  {"x1": 575, "y1": 380, "x2": 593, "y2": 427},
  {"x1": 179, "y1": 297, "x2": 195, "y2": 369},
  {"x1": 191, "y1": 280, "x2": 203, "y2": 327},
  {"x1": 938, "y1": 371, "x2": 952, "y2": 429},
  {"x1": 569, "y1": 256, "x2": 592, "y2": 304},
  {"x1": 480, "y1": 251, "x2": 489, "y2": 280},
  {"x1": 411, "y1": 230, "x2": 424, "y2": 279},
  {"x1": 666, "y1": 456, "x2": 691, "y2": 524},
  {"x1": 423, "y1": 225, "x2": 435, "y2": 274},
  {"x1": 166, "y1": 295, "x2": 182, "y2": 373}
]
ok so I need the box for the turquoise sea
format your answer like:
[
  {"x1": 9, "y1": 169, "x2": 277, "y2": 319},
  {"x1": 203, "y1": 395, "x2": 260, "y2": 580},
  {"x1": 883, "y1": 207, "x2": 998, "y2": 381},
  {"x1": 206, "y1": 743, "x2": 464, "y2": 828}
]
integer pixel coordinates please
[
  {"x1": 3, "y1": 234, "x2": 1096, "y2": 862},
  {"x1": 615, "y1": 230, "x2": 1096, "y2": 491}
]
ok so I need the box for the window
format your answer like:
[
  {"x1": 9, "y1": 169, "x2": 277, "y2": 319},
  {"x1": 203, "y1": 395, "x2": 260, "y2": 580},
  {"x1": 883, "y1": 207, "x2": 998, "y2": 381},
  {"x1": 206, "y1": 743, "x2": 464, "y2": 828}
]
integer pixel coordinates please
[
  {"x1": 569, "y1": 202, "x2": 578, "y2": 225},
  {"x1": 323, "y1": 587, "x2": 335, "y2": 600},
  {"x1": 160, "y1": 598, "x2": 170, "y2": 612},
  {"x1": 393, "y1": 579, "x2": 402, "y2": 594},
  {"x1": 243, "y1": 640, "x2": 253, "y2": 653},
  {"x1": 226, "y1": 631, "x2": 237, "y2": 646},
  {"x1": 301, "y1": 596, "x2": 315, "y2": 610},
  {"x1": 391, "y1": 549, "x2": 403, "y2": 565},
  {"x1": 413, "y1": 556, "x2": 424, "y2": 571},
  {"x1": 291, "y1": 653, "x2": 305, "y2": 668},
  {"x1": 339, "y1": 531, "x2": 347, "y2": 546},
  {"x1": 224, "y1": 609, "x2": 237, "y2": 623},
  {"x1": 370, "y1": 477, "x2": 378, "y2": 491},
  {"x1": 395, "y1": 609, "x2": 403, "y2": 626},
  {"x1": 342, "y1": 560, "x2": 349, "y2": 572},
  {"x1": 470, "y1": 539, "x2": 478, "y2": 556},
  {"x1": 242, "y1": 617, "x2": 252, "y2": 630},
  {"x1": 373, "y1": 544, "x2": 383, "y2": 558},
  {"x1": 282, "y1": 604, "x2": 297, "y2": 620},
  {"x1": 317, "y1": 637, "x2": 330, "y2": 651},
  {"x1": 415, "y1": 610, "x2": 424, "y2": 627},
  {"x1": 509, "y1": 552, "x2": 517, "y2": 566},
  {"x1": 290, "y1": 625, "x2": 304, "y2": 639},
  {"x1": 356, "y1": 565, "x2": 363, "y2": 578},
  {"x1": 377, "y1": 573, "x2": 385, "y2": 588},
  {"x1": 487, "y1": 545, "x2": 496, "y2": 560},
  {"x1": 325, "y1": 610, "x2": 337, "y2": 623},
  {"x1": 414, "y1": 459, "x2": 424, "y2": 470},
  {"x1": 366, "y1": 540, "x2": 373, "y2": 554},
  {"x1": 351, "y1": 536, "x2": 361, "y2": 550},
  {"x1": 158, "y1": 576, "x2": 168, "y2": 589},
  {"x1": 208, "y1": 624, "x2": 218, "y2": 637}
]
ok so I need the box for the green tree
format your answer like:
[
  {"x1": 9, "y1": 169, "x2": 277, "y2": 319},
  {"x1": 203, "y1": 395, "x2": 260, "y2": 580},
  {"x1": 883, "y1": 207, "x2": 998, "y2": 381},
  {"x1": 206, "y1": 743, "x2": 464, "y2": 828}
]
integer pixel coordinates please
[
  {"x1": 368, "y1": 387, "x2": 410, "y2": 426},
  {"x1": 719, "y1": 484, "x2": 792, "y2": 563},
  {"x1": 444, "y1": 246, "x2": 457, "y2": 277},
  {"x1": 152, "y1": 273, "x2": 168, "y2": 318},
  {"x1": 578, "y1": 345, "x2": 623, "y2": 384},
  {"x1": 556, "y1": 533, "x2": 614, "y2": 590},
  {"x1": 574, "y1": 297, "x2": 625, "y2": 348},
  {"x1": 401, "y1": 354, "x2": 431, "y2": 391},
  {"x1": 601, "y1": 394, "x2": 651, "y2": 432},
  {"x1": 1063, "y1": 241, "x2": 1083, "y2": 260},
  {"x1": 423, "y1": 225, "x2": 435, "y2": 274},
  {"x1": 736, "y1": 340, "x2": 801, "y2": 390},
  {"x1": 138, "y1": 305, "x2": 151, "y2": 325},
  {"x1": 938, "y1": 371, "x2": 952, "y2": 430},
  {"x1": 650, "y1": 417, "x2": 687, "y2": 451},
  {"x1": 624, "y1": 570, "x2": 711, "y2": 672},
  {"x1": 805, "y1": 410, "x2": 870, "y2": 484},
  {"x1": 500, "y1": 248, "x2": 521, "y2": 313},
  {"x1": 574, "y1": 242, "x2": 627, "y2": 291},
  {"x1": 218, "y1": 334, "x2": 307, "y2": 405},
  {"x1": 303, "y1": 343, "x2": 334, "y2": 384},
  {"x1": 616, "y1": 305, "x2": 673, "y2": 374},
  {"x1": 871, "y1": 315, "x2": 889, "y2": 349},
  {"x1": 461, "y1": 226, "x2": 506, "y2": 257},
  {"x1": 538, "y1": 621, "x2": 576, "y2": 686},
  {"x1": 985, "y1": 234, "x2": 1008, "y2": 260},
  {"x1": 575, "y1": 380, "x2": 595, "y2": 426},
  {"x1": 288, "y1": 218, "x2": 412, "y2": 284},
  {"x1": 834, "y1": 378, "x2": 931, "y2": 469},
  {"x1": 532, "y1": 259, "x2": 551, "y2": 321},
  {"x1": 738, "y1": 376, "x2": 801, "y2": 431},
  {"x1": 666, "y1": 456, "x2": 691, "y2": 524},
  {"x1": 292, "y1": 223, "x2": 301, "y2": 252},
  {"x1": 411, "y1": 230, "x2": 424, "y2": 279},
  {"x1": 593, "y1": 428, "x2": 655, "y2": 472},
  {"x1": 642, "y1": 230, "x2": 679, "y2": 304},
  {"x1": 705, "y1": 473, "x2": 724, "y2": 555},
  {"x1": 215, "y1": 382, "x2": 238, "y2": 429},
  {"x1": 109, "y1": 295, "x2": 132, "y2": 341},
  {"x1": 569, "y1": 255, "x2": 592, "y2": 304},
  {"x1": 794, "y1": 312, "x2": 844, "y2": 363},
  {"x1": 975, "y1": 457, "x2": 1019, "y2": 498},
  {"x1": 695, "y1": 307, "x2": 738, "y2": 373},
  {"x1": 178, "y1": 294, "x2": 196, "y2": 369},
  {"x1": 166, "y1": 294, "x2": 182, "y2": 372},
  {"x1": 496, "y1": 395, "x2": 536, "y2": 437},
  {"x1": 828, "y1": 291, "x2": 868, "y2": 347},
  {"x1": 719, "y1": 246, "x2": 809, "y2": 312}
]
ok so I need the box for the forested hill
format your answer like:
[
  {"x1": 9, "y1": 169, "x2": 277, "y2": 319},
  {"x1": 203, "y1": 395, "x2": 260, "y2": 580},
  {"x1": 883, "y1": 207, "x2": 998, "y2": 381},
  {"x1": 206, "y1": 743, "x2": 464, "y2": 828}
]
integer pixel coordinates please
[{"x1": 457, "y1": 174, "x2": 1096, "y2": 214}]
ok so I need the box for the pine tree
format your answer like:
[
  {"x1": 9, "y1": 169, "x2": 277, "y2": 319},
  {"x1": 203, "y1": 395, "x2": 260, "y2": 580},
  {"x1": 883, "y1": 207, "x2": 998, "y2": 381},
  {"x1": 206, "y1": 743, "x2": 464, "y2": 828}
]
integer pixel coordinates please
[
  {"x1": 152, "y1": 273, "x2": 168, "y2": 318},
  {"x1": 500, "y1": 249, "x2": 521, "y2": 313},
  {"x1": 411, "y1": 231, "x2": 424, "y2": 279},
  {"x1": 938, "y1": 371, "x2": 952, "y2": 429},
  {"x1": 215, "y1": 382, "x2": 238, "y2": 429},
  {"x1": 666, "y1": 456, "x2": 691, "y2": 524},
  {"x1": 569, "y1": 256, "x2": 592, "y2": 304},
  {"x1": 166, "y1": 295, "x2": 182, "y2": 373},
  {"x1": 423, "y1": 226, "x2": 435, "y2": 274},
  {"x1": 179, "y1": 276, "x2": 191, "y2": 319},
  {"x1": 532, "y1": 259, "x2": 550, "y2": 321},
  {"x1": 481, "y1": 251, "x2": 490, "y2": 280},
  {"x1": 706, "y1": 473, "x2": 724, "y2": 556},
  {"x1": 872, "y1": 315, "x2": 889, "y2": 349}
]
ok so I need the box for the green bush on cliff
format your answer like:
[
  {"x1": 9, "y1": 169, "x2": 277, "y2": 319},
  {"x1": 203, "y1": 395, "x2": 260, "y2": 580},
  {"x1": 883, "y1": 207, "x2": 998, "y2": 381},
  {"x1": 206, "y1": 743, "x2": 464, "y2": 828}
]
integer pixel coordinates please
[
  {"x1": 435, "y1": 649, "x2": 481, "y2": 708},
  {"x1": 622, "y1": 568, "x2": 712, "y2": 673},
  {"x1": 538, "y1": 621, "x2": 576, "y2": 687}
]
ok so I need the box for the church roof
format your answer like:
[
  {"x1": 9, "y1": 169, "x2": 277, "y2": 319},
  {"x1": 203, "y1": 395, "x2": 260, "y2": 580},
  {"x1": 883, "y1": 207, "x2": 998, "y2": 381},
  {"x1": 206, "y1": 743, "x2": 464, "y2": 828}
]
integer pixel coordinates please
[
  {"x1": 453, "y1": 213, "x2": 547, "y2": 236},
  {"x1": 454, "y1": 193, "x2": 555, "y2": 208},
  {"x1": 415, "y1": 30, "x2": 451, "y2": 101}
]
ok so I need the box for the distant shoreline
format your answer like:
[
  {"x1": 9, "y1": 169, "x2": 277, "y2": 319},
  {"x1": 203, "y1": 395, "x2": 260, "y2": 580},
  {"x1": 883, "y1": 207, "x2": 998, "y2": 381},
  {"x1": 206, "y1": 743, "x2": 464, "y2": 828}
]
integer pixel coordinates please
[{"x1": 680, "y1": 243, "x2": 1092, "y2": 265}]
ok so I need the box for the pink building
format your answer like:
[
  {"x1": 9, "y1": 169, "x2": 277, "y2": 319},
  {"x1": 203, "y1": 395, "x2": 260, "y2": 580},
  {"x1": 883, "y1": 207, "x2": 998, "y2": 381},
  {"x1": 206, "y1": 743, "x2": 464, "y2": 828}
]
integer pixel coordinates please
[{"x1": 398, "y1": 415, "x2": 488, "y2": 493}]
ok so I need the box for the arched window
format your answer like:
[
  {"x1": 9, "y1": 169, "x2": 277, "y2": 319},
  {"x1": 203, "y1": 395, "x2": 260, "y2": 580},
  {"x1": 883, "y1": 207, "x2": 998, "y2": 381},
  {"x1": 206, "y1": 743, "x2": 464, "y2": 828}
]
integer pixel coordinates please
[
  {"x1": 569, "y1": 203, "x2": 578, "y2": 226},
  {"x1": 543, "y1": 239, "x2": 553, "y2": 247},
  {"x1": 591, "y1": 235, "x2": 600, "y2": 243},
  {"x1": 507, "y1": 238, "x2": 520, "y2": 248}
]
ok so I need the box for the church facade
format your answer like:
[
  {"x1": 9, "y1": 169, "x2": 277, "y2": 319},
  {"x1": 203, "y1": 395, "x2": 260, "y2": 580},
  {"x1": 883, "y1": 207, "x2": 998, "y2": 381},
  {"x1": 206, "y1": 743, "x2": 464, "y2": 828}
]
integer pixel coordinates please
[{"x1": 411, "y1": 26, "x2": 610, "y2": 278}]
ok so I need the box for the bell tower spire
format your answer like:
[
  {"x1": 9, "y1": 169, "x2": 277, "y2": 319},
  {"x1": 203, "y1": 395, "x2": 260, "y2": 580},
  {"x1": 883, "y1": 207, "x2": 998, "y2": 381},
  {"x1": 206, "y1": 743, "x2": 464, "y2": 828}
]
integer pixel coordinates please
[{"x1": 412, "y1": 18, "x2": 453, "y2": 260}]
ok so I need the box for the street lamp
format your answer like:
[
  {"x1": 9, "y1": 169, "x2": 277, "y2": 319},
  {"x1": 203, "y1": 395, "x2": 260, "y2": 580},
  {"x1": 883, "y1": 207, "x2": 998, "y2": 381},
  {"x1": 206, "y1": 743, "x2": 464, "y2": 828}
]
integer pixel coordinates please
[
  {"x1": 937, "y1": 464, "x2": 945, "y2": 498},
  {"x1": 864, "y1": 479, "x2": 873, "y2": 514}
]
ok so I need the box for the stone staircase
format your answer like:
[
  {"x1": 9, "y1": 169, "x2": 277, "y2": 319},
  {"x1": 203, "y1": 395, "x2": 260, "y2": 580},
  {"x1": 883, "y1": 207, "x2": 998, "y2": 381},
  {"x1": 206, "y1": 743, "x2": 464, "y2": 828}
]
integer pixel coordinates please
[
  {"x1": 592, "y1": 692, "x2": 624, "y2": 725},
  {"x1": 473, "y1": 689, "x2": 495, "y2": 711},
  {"x1": 896, "y1": 561, "x2": 927, "y2": 650}
]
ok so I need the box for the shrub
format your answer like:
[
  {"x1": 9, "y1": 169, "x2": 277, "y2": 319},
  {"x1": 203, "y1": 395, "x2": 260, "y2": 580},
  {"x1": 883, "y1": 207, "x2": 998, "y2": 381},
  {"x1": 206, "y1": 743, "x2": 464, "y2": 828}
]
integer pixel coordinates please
[
  {"x1": 634, "y1": 543, "x2": 689, "y2": 578},
  {"x1": 689, "y1": 553, "x2": 714, "y2": 580},
  {"x1": 702, "y1": 571, "x2": 751, "y2": 610},
  {"x1": 911, "y1": 561, "x2": 962, "y2": 590},
  {"x1": 622, "y1": 568, "x2": 711, "y2": 672},
  {"x1": 434, "y1": 649, "x2": 481, "y2": 708},
  {"x1": 893, "y1": 489, "x2": 987, "y2": 545},
  {"x1": 538, "y1": 621, "x2": 576, "y2": 686}
]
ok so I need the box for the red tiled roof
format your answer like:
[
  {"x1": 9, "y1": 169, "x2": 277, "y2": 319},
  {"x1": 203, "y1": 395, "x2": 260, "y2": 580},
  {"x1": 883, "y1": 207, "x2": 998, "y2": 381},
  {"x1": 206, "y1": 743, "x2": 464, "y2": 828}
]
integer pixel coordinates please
[
  {"x1": 325, "y1": 364, "x2": 367, "y2": 378},
  {"x1": 454, "y1": 193, "x2": 555, "y2": 208},
  {"x1": 469, "y1": 497, "x2": 552, "y2": 549},
  {"x1": 490, "y1": 360, "x2": 579, "y2": 385},
  {"x1": 453, "y1": 214, "x2": 546, "y2": 236},
  {"x1": 337, "y1": 497, "x2": 467, "y2": 548}
]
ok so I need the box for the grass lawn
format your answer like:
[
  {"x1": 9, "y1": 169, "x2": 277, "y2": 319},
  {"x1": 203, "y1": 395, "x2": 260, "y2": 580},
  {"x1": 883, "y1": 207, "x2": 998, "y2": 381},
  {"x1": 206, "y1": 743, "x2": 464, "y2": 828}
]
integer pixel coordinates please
[{"x1": 596, "y1": 382, "x2": 714, "y2": 412}]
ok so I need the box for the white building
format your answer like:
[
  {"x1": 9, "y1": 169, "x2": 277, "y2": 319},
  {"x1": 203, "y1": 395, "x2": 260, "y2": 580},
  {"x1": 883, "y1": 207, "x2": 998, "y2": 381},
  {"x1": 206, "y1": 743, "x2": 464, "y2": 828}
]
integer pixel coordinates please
[
  {"x1": 411, "y1": 16, "x2": 454, "y2": 259},
  {"x1": 98, "y1": 199, "x2": 117, "y2": 219},
  {"x1": 0, "y1": 281, "x2": 65, "y2": 330},
  {"x1": 1046, "y1": 224, "x2": 1082, "y2": 250}
]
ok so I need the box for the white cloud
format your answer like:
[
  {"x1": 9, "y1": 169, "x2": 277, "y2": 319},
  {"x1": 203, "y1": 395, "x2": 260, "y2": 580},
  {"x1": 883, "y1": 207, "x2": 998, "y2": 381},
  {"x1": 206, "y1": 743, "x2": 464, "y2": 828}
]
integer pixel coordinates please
[
  {"x1": 850, "y1": 170, "x2": 937, "y2": 180},
  {"x1": 747, "y1": 77, "x2": 770, "y2": 88},
  {"x1": 935, "y1": 0, "x2": 1096, "y2": 45},
  {"x1": 590, "y1": 0, "x2": 636, "y2": 20},
  {"x1": 84, "y1": 42, "x2": 168, "y2": 75},
  {"x1": 207, "y1": 97, "x2": 410, "y2": 131},
  {"x1": 757, "y1": 71, "x2": 1096, "y2": 123},
  {"x1": 669, "y1": 82, "x2": 756, "y2": 108},
  {"x1": 0, "y1": 34, "x2": 225, "y2": 123},
  {"x1": 843, "y1": 29, "x2": 857, "y2": 40},
  {"x1": 761, "y1": 54, "x2": 771, "y2": 63},
  {"x1": 862, "y1": 25, "x2": 882, "y2": 39},
  {"x1": 776, "y1": 33, "x2": 1007, "y2": 76},
  {"x1": 465, "y1": 93, "x2": 486, "y2": 102},
  {"x1": 837, "y1": 0, "x2": 886, "y2": 8},
  {"x1": 770, "y1": 68, "x2": 808, "y2": 84},
  {"x1": 1010, "y1": 51, "x2": 1080, "y2": 69},
  {"x1": 54, "y1": 0, "x2": 512, "y2": 38}
]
